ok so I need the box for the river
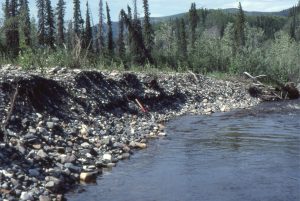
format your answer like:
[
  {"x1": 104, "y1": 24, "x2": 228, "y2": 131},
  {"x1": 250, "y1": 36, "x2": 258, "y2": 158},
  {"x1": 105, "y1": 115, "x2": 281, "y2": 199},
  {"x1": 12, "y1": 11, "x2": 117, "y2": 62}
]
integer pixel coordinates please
[{"x1": 67, "y1": 100, "x2": 300, "y2": 201}]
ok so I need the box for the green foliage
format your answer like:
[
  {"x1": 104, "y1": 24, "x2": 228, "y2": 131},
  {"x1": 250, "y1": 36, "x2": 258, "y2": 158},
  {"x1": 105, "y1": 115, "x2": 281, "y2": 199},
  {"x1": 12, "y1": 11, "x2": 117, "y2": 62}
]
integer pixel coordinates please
[{"x1": 265, "y1": 31, "x2": 300, "y2": 82}]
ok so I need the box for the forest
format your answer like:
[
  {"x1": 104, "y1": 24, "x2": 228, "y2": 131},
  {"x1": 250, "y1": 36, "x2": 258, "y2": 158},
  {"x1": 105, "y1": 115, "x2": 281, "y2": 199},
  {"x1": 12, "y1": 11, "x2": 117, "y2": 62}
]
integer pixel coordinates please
[{"x1": 0, "y1": 0, "x2": 300, "y2": 82}]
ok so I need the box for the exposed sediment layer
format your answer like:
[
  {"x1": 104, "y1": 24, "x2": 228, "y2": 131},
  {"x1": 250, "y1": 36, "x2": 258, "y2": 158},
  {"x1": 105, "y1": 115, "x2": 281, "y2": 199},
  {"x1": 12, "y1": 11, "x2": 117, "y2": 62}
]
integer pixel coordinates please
[{"x1": 0, "y1": 65, "x2": 260, "y2": 201}]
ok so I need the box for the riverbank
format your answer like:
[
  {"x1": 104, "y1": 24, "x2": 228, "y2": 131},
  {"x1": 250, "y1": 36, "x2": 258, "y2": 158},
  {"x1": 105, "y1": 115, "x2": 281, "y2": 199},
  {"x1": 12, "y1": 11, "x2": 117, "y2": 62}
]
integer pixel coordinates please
[{"x1": 0, "y1": 65, "x2": 260, "y2": 201}]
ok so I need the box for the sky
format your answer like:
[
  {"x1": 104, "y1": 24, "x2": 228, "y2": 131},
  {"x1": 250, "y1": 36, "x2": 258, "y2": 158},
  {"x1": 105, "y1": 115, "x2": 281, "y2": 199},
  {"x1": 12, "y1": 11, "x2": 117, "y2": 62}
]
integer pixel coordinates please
[{"x1": 22, "y1": 0, "x2": 300, "y2": 22}]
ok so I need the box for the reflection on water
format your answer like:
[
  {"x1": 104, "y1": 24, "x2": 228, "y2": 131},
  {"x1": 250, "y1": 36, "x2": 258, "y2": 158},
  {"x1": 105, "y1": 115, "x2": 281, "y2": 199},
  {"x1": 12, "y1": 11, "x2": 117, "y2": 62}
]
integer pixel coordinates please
[{"x1": 67, "y1": 100, "x2": 300, "y2": 201}]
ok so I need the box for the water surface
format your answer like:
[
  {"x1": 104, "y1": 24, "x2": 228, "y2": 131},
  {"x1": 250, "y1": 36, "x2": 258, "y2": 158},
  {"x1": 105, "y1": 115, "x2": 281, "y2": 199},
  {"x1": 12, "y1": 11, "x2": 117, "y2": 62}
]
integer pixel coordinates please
[{"x1": 67, "y1": 100, "x2": 300, "y2": 201}]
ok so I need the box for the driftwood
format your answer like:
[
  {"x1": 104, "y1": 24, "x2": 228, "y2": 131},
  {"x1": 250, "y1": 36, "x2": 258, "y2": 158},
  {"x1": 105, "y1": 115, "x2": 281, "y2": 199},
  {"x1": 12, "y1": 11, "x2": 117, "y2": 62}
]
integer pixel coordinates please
[
  {"x1": 0, "y1": 82, "x2": 19, "y2": 143},
  {"x1": 244, "y1": 72, "x2": 299, "y2": 101}
]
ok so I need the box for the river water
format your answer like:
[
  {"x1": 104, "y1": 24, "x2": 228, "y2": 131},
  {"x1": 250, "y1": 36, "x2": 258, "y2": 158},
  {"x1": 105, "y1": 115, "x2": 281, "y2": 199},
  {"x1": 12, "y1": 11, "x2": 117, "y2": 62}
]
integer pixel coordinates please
[{"x1": 67, "y1": 100, "x2": 300, "y2": 201}]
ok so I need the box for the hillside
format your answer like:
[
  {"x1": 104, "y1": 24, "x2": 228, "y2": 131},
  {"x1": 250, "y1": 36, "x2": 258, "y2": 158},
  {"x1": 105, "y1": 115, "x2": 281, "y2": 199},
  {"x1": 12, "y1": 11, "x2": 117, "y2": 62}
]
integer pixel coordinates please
[{"x1": 104, "y1": 7, "x2": 291, "y2": 38}]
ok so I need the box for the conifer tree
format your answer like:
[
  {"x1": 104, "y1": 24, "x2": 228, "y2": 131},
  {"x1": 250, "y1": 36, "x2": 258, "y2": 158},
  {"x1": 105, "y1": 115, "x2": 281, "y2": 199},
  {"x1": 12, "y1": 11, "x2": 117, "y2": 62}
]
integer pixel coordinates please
[
  {"x1": 106, "y1": 2, "x2": 114, "y2": 56},
  {"x1": 133, "y1": 0, "x2": 138, "y2": 20},
  {"x1": 179, "y1": 18, "x2": 187, "y2": 59},
  {"x1": 289, "y1": 6, "x2": 296, "y2": 40},
  {"x1": 121, "y1": 9, "x2": 153, "y2": 64},
  {"x1": 126, "y1": 5, "x2": 134, "y2": 56},
  {"x1": 143, "y1": 0, "x2": 154, "y2": 54},
  {"x1": 97, "y1": 0, "x2": 105, "y2": 54},
  {"x1": 56, "y1": 0, "x2": 66, "y2": 46},
  {"x1": 73, "y1": 0, "x2": 83, "y2": 38},
  {"x1": 117, "y1": 11, "x2": 126, "y2": 59},
  {"x1": 84, "y1": 1, "x2": 93, "y2": 51},
  {"x1": 130, "y1": 1, "x2": 145, "y2": 63},
  {"x1": 66, "y1": 20, "x2": 74, "y2": 49},
  {"x1": 4, "y1": 0, "x2": 10, "y2": 48},
  {"x1": 45, "y1": 0, "x2": 55, "y2": 48},
  {"x1": 189, "y1": 2, "x2": 199, "y2": 48},
  {"x1": 36, "y1": 0, "x2": 46, "y2": 46},
  {"x1": 234, "y1": 2, "x2": 246, "y2": 49},
  {"x1": 5, "y1": 0, "x2": 20, "y2": 57},
  {"x1": 19, "y1": 0, "x2": 31, "y2": 47}
]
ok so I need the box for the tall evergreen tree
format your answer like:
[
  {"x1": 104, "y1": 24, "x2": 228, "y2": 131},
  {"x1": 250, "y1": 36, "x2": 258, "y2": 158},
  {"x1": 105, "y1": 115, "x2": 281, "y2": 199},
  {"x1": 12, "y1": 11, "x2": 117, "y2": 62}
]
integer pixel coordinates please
[
  {"x1": 189, "y1": 2, "x2": 199, "y2": 49},
  {"x1": 73, "y1": 0, "x2": 83, "y2": 38},
  {"x1": 130, "y1": 1, "x2": 144, "y2": 63},
  {"x1": 84, "y1": 1, "x2": 93, "y2": 51},
  {"x1": 106, "y1": 2, "x2": 114, "y2": 55},
  {"x1": 45, "y1": 0, "x2": 55, "y2": 48},
  {"x1": 5, "y1": 0, "x2": 20, "y2": 57},
  {"x1": 234, "y1": 2, "x2": 246, "y2": 49},
  {"x1": 4, "y1": 0, "x2": 10, "y2": 48},
  {"x1": 179, "y1": 18, "x2": 187, "y2": 59},
  {"x1": 143, "y1": 0, "x2": 154, "y2": 54},
  {"x1": 66, "y1": 20, "x2": 74, "y2": 49},
  {"x1": 117, "y1": 11, "x2": 126, "y2": 59},
  {"x1": 289, "y1": 6, "x2": 297, "y2": 40},
  {"x1": 19, "y1": 0, "x2": 31, "y2": 47},
  {"x1": 127, "y1": 5, "x2": 134, "y2": 54},
  {"x1": 121, "y1": 9, "x2": 153, "y2": 64},
  {"x1": 56, "y1": 0, "x2": 66, "y2": 46},
  {"x1": 36, "y1": 0, "x2": 46, "y2": 46},
  {"x1": 97, "y1": 0, "x2": 105, "y2": 54},
  {"x1": 132, "y1": 0, "x2": 138, "y2": 20}
]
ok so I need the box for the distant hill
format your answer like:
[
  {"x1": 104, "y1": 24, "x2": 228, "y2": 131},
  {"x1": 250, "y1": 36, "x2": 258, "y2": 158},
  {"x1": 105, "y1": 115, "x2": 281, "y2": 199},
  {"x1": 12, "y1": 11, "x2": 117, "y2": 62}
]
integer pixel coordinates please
[
  {"x1": 97, "y1": 7, "x2": 292, "y2": 38},
  {"x1": 221, "y1": 8, "x2": 291, "y2": 17}
]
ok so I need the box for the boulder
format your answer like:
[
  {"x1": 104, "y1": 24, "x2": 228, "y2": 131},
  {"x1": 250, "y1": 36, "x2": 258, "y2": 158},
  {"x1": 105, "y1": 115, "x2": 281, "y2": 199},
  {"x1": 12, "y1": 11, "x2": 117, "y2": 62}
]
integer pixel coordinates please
[
  {"x1": 39, "y1": 195, "x2": 51, "y2": 201},
  {"x1": 129, "y1": 141, "x2": 147, "y2": 149},
  {"x1": 79, "y1": 172, "x2": 98, "y2": 183},
  {"x1": 20, "y1": 192, "x2": 34, "y2": 200},
  {"x1": 102, "y1": 153, "x2": 112, "y2": 162}
]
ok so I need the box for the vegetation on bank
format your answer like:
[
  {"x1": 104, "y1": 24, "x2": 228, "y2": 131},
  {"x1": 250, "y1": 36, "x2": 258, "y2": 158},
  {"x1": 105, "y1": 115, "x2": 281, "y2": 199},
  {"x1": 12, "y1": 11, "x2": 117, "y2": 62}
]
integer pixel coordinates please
[{"x1": 0, "y1": 0, "x2": 300, "y2": 82}]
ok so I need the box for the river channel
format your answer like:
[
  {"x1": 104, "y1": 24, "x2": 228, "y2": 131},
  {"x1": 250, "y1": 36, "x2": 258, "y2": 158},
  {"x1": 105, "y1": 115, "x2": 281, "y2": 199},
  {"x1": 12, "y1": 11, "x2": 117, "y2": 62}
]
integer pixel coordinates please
[{"x1": 67, "y1": 100, "x2": 300, "y2": 201}]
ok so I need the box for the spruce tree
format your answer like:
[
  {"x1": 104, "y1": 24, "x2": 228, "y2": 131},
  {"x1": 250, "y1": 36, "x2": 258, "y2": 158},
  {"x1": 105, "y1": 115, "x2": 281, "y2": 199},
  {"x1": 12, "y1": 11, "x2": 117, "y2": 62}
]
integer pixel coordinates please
[
  {"x1": 19, "y1": 0, "x2": 31, "y2": 47},
  {"x1": 73, "y1": 0, "x2": 83, "y2": 38},
  {"x1": 106, "y1": 2, "x2": 114, "y2": 56},
  {"x1": 117, "y1": 11, "x2": 126, "y2": 59},
  {"x1": 131, "y1": 1, "x2": 145, "y2": 63},
  {"x1": 45, "y1": 0, "x2": 55, "y2": 48},
  {"x1": 179, "y1": 18, "x2": 187, "y2": 59},
  {"x1": 234, "y1": 2, "x2": 246, "y2": 49},
  {"x1": 133, "y1": 0, "x2": 138, "y2": 20},
  {"x1": 4, "y1": 0, "x2": 10, "y2": 49},
  {"x1": 97, "y1": 0, "x2": 105, "y2": 54},
  {"x1": 189, "y1": 3, "x2": 199, "y2": 49},
  {"x1": 84, "y1": 1, "x2": 93, "y2": 51},
  {"x1": 36, "y1": 0, "x2": 46, "y2": 46},
  {"x1": 289, "y1": 6, "x2": 296, "y2": 40},
  {"x1": 121, "y1": 9, "x2": 153, "y2": 64},
  {"x1": 143, "y1": 0, "x2": 154, "y2": 54},
  {"x1": 56, "y1": 0, "x2": 66, "y2": 46},
  {"x1": 66, "y1": 20, "x2": 74, "y2": 49},
  {"x1": 5, "y1": 0, "x2": 20, "y2": 57}
]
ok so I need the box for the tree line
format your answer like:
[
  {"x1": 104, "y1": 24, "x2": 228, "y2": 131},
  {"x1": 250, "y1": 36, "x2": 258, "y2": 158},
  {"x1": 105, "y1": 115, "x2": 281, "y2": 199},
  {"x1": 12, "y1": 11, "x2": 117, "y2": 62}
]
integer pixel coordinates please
[{"x1": 1, "y1": 0, "x2": 155, "y2": 66}]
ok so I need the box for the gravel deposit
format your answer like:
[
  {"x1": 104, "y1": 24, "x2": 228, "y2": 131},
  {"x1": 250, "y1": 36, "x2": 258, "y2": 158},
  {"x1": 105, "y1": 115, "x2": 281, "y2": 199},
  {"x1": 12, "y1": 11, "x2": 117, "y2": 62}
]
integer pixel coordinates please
[{"x1": 0, "y1": 65, "x2": 260, "y2": 201}]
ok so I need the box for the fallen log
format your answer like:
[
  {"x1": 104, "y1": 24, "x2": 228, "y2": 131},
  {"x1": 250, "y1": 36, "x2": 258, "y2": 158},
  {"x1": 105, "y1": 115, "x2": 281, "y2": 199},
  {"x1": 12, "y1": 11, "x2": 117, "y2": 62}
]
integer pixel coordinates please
[{"x1": 244, "y1": 72, "x2": 299, "y2": 100}]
